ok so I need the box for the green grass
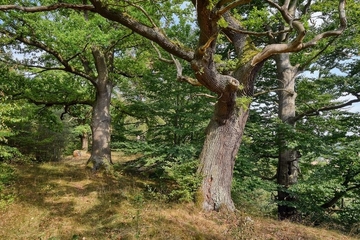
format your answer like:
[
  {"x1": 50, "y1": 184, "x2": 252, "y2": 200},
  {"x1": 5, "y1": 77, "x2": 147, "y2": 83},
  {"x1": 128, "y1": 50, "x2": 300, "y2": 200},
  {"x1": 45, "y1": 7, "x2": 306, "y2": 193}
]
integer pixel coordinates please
[{"x1": 0, "y1": 152, "x2": 358, "y2": 239}]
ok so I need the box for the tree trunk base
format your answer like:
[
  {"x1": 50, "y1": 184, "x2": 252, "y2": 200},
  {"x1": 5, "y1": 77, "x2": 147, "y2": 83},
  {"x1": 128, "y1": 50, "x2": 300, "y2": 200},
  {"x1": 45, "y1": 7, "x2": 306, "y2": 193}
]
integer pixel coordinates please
[{"x1": 86, "y1": 155, "x2": 112, "y2": 172}]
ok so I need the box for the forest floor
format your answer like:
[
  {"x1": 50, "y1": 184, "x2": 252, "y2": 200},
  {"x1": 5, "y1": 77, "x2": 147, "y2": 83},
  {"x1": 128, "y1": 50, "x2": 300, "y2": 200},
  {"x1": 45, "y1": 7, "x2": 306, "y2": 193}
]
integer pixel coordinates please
[{"x1": 0, "y1": 152, "x2": 359, "y2": 240}]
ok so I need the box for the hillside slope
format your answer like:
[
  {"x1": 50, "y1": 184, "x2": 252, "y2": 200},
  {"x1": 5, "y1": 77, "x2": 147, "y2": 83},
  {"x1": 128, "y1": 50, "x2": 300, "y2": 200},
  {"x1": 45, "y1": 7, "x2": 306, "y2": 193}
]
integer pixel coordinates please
[{"x1": 0, "y1": 153, "x2": 358, "y2": 240}]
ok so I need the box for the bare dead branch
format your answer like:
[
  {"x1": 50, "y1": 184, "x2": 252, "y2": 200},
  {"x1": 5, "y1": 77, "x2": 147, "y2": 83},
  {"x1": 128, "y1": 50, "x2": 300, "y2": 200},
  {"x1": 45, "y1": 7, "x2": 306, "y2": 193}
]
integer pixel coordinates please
[
  {"x1": 171, "y1": 55, "x2": 202, "y2": 86},
  {"x1": 123, "y1": 0, "x2": 158, "y2": 28},
  {"x1": 195, "y1": 93, "x2": 217, "y2": 98},
  {"x1": 226, "y1": 26, "x2": 291, "y2": 38},
  {"x1": 293, "y1": 98, "x2": 360, "y2": 123},
  {"x1": 151, "y1": 42, "x2": 173, "y2": 63}
]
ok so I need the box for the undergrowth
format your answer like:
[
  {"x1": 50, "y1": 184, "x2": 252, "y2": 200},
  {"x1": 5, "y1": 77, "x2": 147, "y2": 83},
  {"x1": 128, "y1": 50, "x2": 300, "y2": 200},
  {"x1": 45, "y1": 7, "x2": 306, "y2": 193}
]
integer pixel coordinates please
[{"x1": 0, "y1": 162, "x2": 16, "y2": 209}]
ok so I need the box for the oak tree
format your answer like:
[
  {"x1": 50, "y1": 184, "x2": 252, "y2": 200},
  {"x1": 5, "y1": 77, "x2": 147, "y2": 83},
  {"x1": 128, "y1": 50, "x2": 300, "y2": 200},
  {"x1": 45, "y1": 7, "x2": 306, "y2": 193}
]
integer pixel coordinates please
[{"x1": 0, "y1": 0, "x2": 347, "y2": 211}]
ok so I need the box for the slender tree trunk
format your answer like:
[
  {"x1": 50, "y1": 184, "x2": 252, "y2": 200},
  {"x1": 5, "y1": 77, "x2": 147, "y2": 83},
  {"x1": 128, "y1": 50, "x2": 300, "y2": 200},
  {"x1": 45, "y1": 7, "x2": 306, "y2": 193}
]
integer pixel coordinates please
[
  {"x1": 89, "y1": 84, "x2": 112, "y2": 170},
  {"x1": 275, "y1": 53, "x2": 300, "y2": 220},
  {"x1": 87, "y1": 47, "x2": 113, "y2": 171},
  {"x1": 81, "y1": 132, "x2": 89, "y2": 152}
]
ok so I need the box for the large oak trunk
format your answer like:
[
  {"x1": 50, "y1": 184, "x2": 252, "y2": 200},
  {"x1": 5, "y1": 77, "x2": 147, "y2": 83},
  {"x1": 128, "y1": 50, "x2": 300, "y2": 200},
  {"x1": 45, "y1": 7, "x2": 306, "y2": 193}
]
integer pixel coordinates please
[
  {"x1": 195, "y1": 56, "x2": 263, "y2": 211},
  {"x1": 198, "y1": 104, "x2": 249, "y2": 211}
]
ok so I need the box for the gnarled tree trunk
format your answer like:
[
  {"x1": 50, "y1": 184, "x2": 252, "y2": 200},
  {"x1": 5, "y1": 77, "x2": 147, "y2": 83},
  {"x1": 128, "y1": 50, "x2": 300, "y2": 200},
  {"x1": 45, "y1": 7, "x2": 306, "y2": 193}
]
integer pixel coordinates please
[
  {"x1": 195, "y1": 57, "x2": 263, "y2": 210},
  {"x1": 198, "y1": 105, "x2": 249, "y2": 211}
]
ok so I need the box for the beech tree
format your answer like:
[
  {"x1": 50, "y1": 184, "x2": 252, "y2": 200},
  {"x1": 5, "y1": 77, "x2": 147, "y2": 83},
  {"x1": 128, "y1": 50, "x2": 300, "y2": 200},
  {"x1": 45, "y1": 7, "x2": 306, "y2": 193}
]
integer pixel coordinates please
[
  {"x1": 272, "y1": 0, "x2": 358, "y2": 219},
  {"x1": 257, "y1": 0, "x2": 353, "y2": 219},
  {"x1": 0, "y1": 0, "x2": 347, "y2": 211}
]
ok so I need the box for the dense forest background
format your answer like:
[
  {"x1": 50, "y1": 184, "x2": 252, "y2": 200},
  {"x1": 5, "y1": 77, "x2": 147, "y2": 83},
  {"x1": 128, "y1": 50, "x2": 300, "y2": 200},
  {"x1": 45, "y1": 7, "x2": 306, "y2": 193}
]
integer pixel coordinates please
[{"x1": 0, "y1": 0, "x2": 360, "y2": 238}]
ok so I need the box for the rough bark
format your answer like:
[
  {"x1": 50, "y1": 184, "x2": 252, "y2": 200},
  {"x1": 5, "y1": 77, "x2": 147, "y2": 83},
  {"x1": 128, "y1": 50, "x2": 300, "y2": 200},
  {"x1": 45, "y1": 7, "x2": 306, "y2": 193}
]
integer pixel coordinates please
[
  {"x1": 197, "y1": 105, "x2": 249, "y2": 211},
  {"x1": 88, "y1": 84, "x2": 112, "y2": 170},
  {"x1": 275, "y1": 53, "x2": 300, "y2": 220},
  {"x1": 196, "y1": 57, "x2": 263, "y2": 211},
  {"x1": 87, "y1": 47, "x2": 113, "y2": 171}
]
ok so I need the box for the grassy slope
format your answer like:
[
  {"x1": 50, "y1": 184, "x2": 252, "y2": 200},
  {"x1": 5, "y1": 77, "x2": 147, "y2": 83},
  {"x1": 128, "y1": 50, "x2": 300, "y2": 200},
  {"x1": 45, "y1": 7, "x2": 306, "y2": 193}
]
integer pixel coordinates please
[{"x1": 0, "y1": 153, "x2": 358, "y2": 240}]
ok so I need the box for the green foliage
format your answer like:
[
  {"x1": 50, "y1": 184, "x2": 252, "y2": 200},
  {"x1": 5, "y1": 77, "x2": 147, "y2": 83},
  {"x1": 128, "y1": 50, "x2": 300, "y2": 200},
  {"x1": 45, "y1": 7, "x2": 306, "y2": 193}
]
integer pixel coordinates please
[
  {"x1": 6, "y1": 106, "x2": 69, "y2": 162},
  {"x1": 232, "y1": 172, "x2": 277, "y2": 216},
  {"x1": 236, "y1": 96, "x2": 252, "y2": 111},
  {"x1": 117, "y1": 141, "x2": 202, "y2": 203},
  {"x1": 217, "y1": 17, "x2": 228, "y2": 28},
  {"x1": 0, "y1": 162, "x2": 16, "y2": 208},
  {"x1": 242, "y1": 6, "x2": 274, "y2": 32},
  {"x1": 71, "y1": 125, "x2": 91, "y2": 139},
  {"x1": 0, "y1": 68, "x2": 26, "y2": 161},
  {"x1": 112, "y1": 51, "x2": 211, "y2": 202},
  {"x1": 0, "y1": 163, "x2": 15, "y2": 191},
  {"x1": 163, "y1": 145, "x2": 201, "y2": 202}
]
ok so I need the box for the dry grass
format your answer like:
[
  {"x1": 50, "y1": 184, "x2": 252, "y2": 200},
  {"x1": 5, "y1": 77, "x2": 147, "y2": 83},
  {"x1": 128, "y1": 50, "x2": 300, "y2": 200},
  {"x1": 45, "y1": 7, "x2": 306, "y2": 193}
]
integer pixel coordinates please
[{"x1": 0, "y1": 152, "x2": 358, "y2": 240}]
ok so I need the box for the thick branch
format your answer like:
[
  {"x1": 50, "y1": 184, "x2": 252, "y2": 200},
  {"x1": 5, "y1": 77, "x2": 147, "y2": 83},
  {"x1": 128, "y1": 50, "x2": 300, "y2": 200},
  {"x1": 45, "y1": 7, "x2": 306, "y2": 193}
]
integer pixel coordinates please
[
  {"x1": 0, "y1": 3, "x2": 93, "y2": 12},
  {"x1": 321, "y1": 183, "x2": 360, "y2": 209},
  {"x1": 91, "y1": 46, "x2": 109, "y2": 85},
  {"x1": 2, "y1": 30, "x2": 95, "y2": 84},
  {"x1": 89, "y1": 0, "x2": 194, "y2": 62},
  {"x1": 171, "y1": 55, "x2": 202, "y2": 86},
  {"x1": 0, "y1": 2, "x2": 194, "y2": 62},
  {"x1": 217, "y1": 0, "x2": 251, "y2": 16}
]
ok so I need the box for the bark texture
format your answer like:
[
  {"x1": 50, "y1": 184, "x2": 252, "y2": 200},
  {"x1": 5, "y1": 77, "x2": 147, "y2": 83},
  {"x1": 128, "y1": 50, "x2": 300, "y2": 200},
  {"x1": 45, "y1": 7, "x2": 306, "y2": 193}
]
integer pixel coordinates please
[
  {"x1": 198, "y1": 106, "x2": 249, "y2": 211},
  {"x1": 81, "y1": 132, "x2": 89, "y2": 152},
  {"x1": 275, "y1": 53, "x2": 300, "y2": 220},
  {"x1": 87, "y1": 47, "x2": 113, "y2": 171}
]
